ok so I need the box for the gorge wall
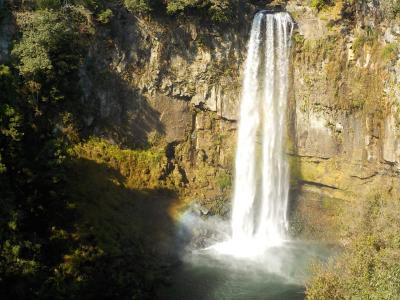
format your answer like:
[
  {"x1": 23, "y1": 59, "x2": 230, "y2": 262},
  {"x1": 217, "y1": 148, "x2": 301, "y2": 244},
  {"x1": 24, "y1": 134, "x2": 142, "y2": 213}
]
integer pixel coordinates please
[
  {"x1": 287, "y1": 0, "x2": 400, "y2": 238},
  {"x1": 4, "y1": 1, "x2": 398, "y2": 238},
  {"x1": 75, "y1": 1, "x2": 400, "y2": 237}
]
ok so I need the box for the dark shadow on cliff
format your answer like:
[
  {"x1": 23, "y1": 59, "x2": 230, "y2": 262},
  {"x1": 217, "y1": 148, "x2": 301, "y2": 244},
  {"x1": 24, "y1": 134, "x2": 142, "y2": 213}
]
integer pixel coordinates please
[
  {"x1": 66, "y1": 157, "x2": 181, "y2": 298},
  {"x1": 286, "y1": 38, "x2": 306, "y2": 238},
  {"x1": 81, "y1": 60, "x2": 166, "y2": 148},
  {"x1": 109, "y1": 1, "x2": 249, "y2": 67}
]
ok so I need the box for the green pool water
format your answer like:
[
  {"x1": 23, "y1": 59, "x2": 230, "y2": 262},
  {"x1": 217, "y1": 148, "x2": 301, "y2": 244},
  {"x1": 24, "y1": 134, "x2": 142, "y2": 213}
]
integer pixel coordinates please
[{"x1": 157, "y1": 241, "x2": 335, "y2": 300}]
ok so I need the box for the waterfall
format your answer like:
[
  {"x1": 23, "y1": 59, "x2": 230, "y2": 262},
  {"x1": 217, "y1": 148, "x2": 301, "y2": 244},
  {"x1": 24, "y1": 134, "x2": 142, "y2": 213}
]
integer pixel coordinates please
[{"x1": 213, "y1": 11, "x2": 294, "y2": 257}]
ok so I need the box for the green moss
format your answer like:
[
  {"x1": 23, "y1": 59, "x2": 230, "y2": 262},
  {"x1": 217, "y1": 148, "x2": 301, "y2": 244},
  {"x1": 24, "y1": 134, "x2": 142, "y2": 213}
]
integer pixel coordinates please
[
  {"x1": 301, "y1": 36, "x2": 338, "y2": 63},
  {"x1": 299, "y1": 159, "x2": 327, "y2": 183},
  {"x1": 193, "y1": 163, "x2": 214, "y2": 188},
  {"x1": 0, "y1": 65, "x2": 11, "y2": 77},
  {"x1": 349, "y1": 98, "x2": 365, "y2": 110},
  {"x1": 216, "y1": 171, "x2": 231, "y2": 191},
  {"x1": 213, "y1": 133, "x2": 226, "y2": 146}
]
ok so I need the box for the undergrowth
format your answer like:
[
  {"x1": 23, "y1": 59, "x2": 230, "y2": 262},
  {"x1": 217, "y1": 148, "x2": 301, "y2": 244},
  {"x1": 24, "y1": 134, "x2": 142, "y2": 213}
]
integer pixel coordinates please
[{"x1": 306, "y1": 193, "x2": 400, "y2": 299}]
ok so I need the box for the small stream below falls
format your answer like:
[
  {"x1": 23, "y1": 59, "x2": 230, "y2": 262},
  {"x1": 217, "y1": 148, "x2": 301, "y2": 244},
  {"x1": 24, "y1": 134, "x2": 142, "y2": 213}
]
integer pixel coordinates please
[{"x1": 157, "y1": 241, "x2": 335, "y2": 300}]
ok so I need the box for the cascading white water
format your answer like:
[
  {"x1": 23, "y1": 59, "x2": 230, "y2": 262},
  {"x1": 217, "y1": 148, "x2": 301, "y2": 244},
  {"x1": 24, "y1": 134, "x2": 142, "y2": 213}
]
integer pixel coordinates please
[{"x1": 213, "y1": 11, "x2": 294, "y2": 257}]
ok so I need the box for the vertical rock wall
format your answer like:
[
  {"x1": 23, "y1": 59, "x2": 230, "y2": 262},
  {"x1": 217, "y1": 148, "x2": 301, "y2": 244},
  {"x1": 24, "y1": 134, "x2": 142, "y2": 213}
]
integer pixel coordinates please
[
  {"x1": 286, "y1": 0, "x2": 400, "y2": 239},
  {"x1": 72, "y1": 1, "x2": 400, "y2": 221}
]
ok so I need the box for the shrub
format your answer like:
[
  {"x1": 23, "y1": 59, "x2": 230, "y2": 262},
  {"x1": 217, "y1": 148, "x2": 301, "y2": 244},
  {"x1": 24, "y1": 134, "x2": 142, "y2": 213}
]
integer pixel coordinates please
[
  {"x1": 12, "y1": 10, "x2": 81, "y2": 77},
  {"x1": 310, "y1": 0, "x2": 333, "y2": 11},
  {"x1": 306, "y1": 194, "x2": 400, "y2": 299},
  {"x1": 34, "y1": 0, "x2": 103, "y2": 10},
  {"x1": 166, "y1": 0, "x2": 233, "y2": 22},
  {"x1": 12, "y1": 11, "x2": 61, "y2": 76},
  {"x1": 97, "y1": 8, "x2": 113, "y2": 24},
  {"x1": 70, "y1": 138, "x2": 167, "y2": 188},
  {"x1": 166, "y1": 0, "x2": 199, "y2": 15},
  {"x1": 381, "y1": 0, "x2": 400, "y2": 19},
  {"x1": 124, "y1": 0, "x2": 152, "y2": 14},
  {"x1": 209, "y1": 0, "x2": 232, "y2": 23},
  {"x1": 123, "y1": 0, "x2": 234, "y2": 22}
]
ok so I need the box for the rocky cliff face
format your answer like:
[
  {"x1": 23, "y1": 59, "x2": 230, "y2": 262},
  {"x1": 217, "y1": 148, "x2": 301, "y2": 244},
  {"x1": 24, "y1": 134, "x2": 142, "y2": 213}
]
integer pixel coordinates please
[
  {"x1": 78, "y1": 5, "x2": 261, "y2": 214},
  {"x1": 285, "y1": 0, "x2": 400, "y2": 238},
  {"x1": 37, "y1": 1, "x2": 400, "y2": 233}
]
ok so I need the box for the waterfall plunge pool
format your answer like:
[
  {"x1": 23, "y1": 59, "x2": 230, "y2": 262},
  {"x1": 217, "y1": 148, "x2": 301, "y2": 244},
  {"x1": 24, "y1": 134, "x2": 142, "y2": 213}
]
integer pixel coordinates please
[{"x1": 157, "y1": 241, "x2": 335, "y2": 300}]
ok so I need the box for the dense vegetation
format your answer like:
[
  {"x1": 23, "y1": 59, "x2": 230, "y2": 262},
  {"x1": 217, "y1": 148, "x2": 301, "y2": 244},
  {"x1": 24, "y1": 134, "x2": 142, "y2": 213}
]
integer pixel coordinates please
[
  {"x1": 0, "y1": 5, "x2": 90, "y2": 298},
  {"x1": 123, "y1": 0, "x2": 235, "y2": 22},
  {"x1": 306, "y1": 194, "x2": 400, "y2": 299},
  {"x1": 0, "y1": 1, "x2": 176, "y2": 299}
]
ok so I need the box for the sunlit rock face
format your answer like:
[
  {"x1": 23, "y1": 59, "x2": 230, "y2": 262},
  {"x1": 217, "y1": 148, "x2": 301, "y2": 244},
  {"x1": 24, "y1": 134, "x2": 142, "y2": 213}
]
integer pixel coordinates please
[
  {"x1": 283, "y1": 0, "x2": 400, "y2": 240},
  {"x1": 288, "y1": 1, "x2": 400, "y2": 177}
]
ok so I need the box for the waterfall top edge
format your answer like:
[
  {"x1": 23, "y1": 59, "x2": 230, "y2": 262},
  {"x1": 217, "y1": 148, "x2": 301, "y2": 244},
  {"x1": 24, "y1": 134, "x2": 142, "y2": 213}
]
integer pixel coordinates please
[
  {"x1": 255, "y1": 10, "x2": 294, "y2": 21},
  {"x1": 254, "y1": 10, "x2": 295, "y2": 25}
]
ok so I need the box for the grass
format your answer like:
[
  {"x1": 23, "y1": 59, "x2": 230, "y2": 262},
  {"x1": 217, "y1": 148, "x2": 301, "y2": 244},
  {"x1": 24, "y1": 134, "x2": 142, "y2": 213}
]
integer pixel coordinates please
[
  {"x1": 69, "y1": 138, "x2": 167, "y2": 189},
  {"x1": 352, "y1": 28, "x2": 379, "y2": 57}
]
